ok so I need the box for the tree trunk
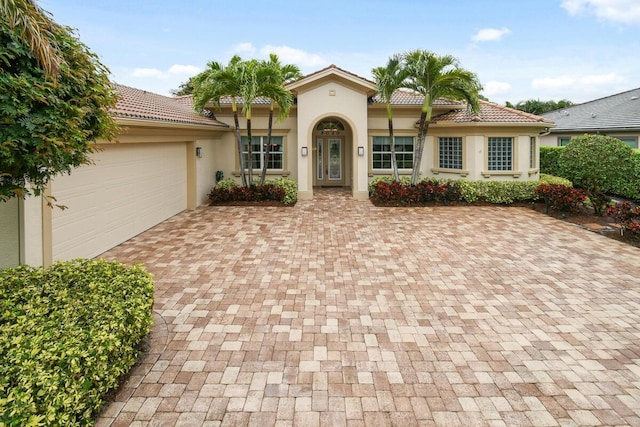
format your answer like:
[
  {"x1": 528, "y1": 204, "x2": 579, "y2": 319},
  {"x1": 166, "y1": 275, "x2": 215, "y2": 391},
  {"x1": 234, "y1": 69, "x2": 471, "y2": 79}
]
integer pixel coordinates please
[
  {"x1": 246, "y1": 115, "x2": 253, "y2": 187},
  {"x1": 261, "y1": 104, "x2": 274, "y2": 185},
  {"x1": 411, "y1": 111, "x2": 429, "y2": 185},
  {"x1": 232, "y1": 100, "x2": 247, "y2": 187},
  {"x1": 388, "y1": 115, "x2": 399, "y2": 182}
]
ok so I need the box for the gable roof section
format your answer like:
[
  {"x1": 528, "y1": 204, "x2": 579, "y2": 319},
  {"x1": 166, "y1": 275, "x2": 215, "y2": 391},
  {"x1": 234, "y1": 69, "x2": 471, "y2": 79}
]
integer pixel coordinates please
[
  {"x1": 286, "y1": 64, "x2": 378, "y2": 96},
  {"x1": 430, "y1": 100, "x2": 553, "y2": 125},
  {"x1": 542, "y1": 88, "x2": 640, "y2": 132},
  {"x1": 112, "y1": 83, "x2": 228, "y2": 128}
]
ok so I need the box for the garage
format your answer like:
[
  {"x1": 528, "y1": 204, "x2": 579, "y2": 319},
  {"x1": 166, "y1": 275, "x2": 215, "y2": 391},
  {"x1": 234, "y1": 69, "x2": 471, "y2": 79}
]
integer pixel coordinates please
[{"x1": 51, "y1": 142, "x2": 187, "y2": 261}]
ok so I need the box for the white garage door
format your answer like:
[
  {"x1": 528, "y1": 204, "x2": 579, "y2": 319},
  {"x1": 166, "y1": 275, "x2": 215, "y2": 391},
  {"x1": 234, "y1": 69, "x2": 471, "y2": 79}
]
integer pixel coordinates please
[{"x1": 52, "y1": 142, "x2": 187, "y2": 261}]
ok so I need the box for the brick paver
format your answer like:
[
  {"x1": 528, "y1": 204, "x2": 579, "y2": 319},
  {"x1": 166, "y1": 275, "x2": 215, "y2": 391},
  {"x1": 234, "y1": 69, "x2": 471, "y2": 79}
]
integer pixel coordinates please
[{"x1": 96, "y1": 189, "x2": 640, "y2": 426}]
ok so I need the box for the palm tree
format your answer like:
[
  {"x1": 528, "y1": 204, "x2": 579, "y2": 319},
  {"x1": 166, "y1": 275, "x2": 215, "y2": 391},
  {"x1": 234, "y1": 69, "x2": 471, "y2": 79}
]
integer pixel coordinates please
[
  {"x1": 192, "y1": 56, "x2": 248, "y2": 186},
  {"x1": 1, "y1": 0, "x2": 63, "y2": 78},
  {"x1": 372, "y1": 54, "x2": 407, "y2": 182},
  {"x1": 258, "y1": 54, "x2": 301, "y2": 184},
  {"x1": 403, "y1": 50, "x2": 482, "y2": 184}
]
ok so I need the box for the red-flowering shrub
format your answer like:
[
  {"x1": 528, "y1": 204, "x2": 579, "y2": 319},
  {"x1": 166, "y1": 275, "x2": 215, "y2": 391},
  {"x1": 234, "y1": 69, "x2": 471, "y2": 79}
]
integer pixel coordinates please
[
  {"x1": 535, "y1": 183, "x2": 586, "y2": 213},
  {"x1": 606, "y1": 202, "x2": 640, "y2": 237},
  {"x1": 209, "y1": 184, "x2": 285, "y2": 204},
  {"x1": 371, "y1": 180, "x2": 461, "y2": 205}
]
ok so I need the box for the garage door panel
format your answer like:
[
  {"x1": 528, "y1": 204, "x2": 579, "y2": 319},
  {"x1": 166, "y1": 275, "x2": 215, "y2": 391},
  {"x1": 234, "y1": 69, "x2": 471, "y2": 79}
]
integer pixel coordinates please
[{"x1": 52, "y1": 142, "x2": 187, "y2": 261}]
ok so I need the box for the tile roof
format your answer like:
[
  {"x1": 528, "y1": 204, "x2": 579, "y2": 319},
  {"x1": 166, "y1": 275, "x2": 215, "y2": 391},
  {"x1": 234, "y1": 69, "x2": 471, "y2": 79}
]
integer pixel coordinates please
[
  {"x1": 370, "y1": 89, "x2": 464, "y2": 106},
  {"x1": 430, "y1": 100, "x2": 553, "y2": 124},
  {"x1": 541, "y1": 87, "x2": 640, "y2": 131},
  {"x1": 112, "y1": 83, "x2": 228, "y2": 128}
]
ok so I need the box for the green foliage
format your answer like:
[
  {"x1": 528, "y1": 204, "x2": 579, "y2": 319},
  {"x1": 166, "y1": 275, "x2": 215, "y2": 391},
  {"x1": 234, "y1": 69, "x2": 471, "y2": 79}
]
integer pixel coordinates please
[
  {"x1": 216, "y1": 178, "x2": 238, "y2": 190},
  {"x1": 368, "y1": 175, "x2": 412, "y2": 195},
  {"x1": 559, "y1": 134, "x2": 637, "y2": 215},
  {"x1": 505, "y1": 99, "x2": 573, "y2": 115},
  {"x1": 266, "y1": 177, "x2": 297, "y2": 205},
  {"x1": 539, "y1": 146, "x2": 565, "y2": 178},
  {"x1": 370, "y1": 180, "x2": 461, "y2": 205},
  {"x1": 0, "y1": 259, "x2": 154, "y2": 426},
  {"x1": 458, "y1": 181, "x2": 540, "y2": 204},
  {"x1": 539, "y1": 173, "x2": 572, "y2": 187},
  {"x1": 0, "y1": 15, "x2": 118, "y2": 201}
]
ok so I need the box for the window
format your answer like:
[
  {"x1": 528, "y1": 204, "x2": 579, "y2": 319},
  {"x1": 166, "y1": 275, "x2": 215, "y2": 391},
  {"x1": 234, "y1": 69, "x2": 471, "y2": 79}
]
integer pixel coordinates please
[
  {"x1": 530, "y1": 136, "x2": 536, "y2": 169},
  {"x1": 438, "y1": 137, "x2": 463, "y2": 169},
  {"x1": 487, "y1": 137, "x2": 513, "y2": 171},
  {"x1": 558, "y1": 137, "x2": 571, "y2": 146},
  {"x1": 372, "y1": 136, "x2": 414, "y2": 170},
  {"x1": 241, "y1": 136, "x2": 283, "y2": 170}
]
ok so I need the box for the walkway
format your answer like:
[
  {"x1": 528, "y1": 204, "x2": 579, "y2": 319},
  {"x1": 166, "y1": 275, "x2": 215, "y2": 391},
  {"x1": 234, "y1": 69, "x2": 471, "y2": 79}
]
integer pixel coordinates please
[{"x1": 97, "y1": 189, "x2": 640, "y2": 426}]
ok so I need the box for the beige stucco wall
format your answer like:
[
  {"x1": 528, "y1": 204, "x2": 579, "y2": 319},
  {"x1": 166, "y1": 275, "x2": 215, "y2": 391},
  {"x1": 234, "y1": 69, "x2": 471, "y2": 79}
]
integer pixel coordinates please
[
  {"x1": 0, "y1": 198, "x2": 20, "y2": 268},
  {"x1": 296, "y1": 81, "x2": 370, "y2": 200}
]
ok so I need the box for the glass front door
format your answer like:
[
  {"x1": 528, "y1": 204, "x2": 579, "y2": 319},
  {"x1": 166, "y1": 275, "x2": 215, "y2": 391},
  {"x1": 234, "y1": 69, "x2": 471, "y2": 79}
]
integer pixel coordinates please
[{"x1": 316, "y1": 137, "x2": 344, "y2": 186}]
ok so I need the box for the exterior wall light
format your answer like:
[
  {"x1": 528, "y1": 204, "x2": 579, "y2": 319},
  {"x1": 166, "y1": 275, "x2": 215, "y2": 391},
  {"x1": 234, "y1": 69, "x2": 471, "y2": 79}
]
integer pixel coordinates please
[
  {"x1": 301, "y1": 146, "x2": 308, "y2": 157},
  {"x1": 196, "y1": 147, "x2": 203, "y2": 158},
  {"x1": 358, "y1": 146, "x2": 365, "y2": 157}
]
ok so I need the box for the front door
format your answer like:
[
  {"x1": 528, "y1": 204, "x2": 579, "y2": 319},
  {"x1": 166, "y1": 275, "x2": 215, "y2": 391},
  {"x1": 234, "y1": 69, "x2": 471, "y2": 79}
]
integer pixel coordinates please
[{"x1": 316, "y1": 137, "x2": 344, "y2": 186}]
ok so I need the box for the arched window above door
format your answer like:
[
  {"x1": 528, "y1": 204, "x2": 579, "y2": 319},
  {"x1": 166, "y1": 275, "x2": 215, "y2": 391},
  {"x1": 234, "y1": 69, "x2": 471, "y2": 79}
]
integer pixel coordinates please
[{"x1": 315, "y1": 119, "x2": 345, "y2": 136}]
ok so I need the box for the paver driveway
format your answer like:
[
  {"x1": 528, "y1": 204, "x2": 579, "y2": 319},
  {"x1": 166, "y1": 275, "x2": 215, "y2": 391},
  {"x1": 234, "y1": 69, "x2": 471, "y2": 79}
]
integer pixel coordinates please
[{"x1": 97, "y1": 189, "x2": 640, "y2": 427}]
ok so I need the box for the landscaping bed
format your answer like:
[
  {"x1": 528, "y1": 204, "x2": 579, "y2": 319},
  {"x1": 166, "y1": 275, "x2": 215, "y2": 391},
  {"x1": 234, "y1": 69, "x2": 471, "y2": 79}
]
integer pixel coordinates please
[{"x1": 0, "y1": 259, "x2": 154, "y2": 426}]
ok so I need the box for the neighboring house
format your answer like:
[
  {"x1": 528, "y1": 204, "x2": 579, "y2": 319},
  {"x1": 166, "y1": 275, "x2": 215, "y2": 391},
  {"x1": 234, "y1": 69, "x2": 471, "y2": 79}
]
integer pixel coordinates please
[
  {"x1": 540, "y1": 87, "x2": 640, "y2": 148},
  {"x1": 1, "y1": 65, "x2": 552, "y2": 269}
]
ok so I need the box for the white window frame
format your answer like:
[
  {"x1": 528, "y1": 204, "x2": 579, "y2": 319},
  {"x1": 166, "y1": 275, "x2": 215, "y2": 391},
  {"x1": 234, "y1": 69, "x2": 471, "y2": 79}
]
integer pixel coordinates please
[
  {"x1": 371, "y1": 136, "x2": 414, "y2": 171},
  {"x1": 241, "y1": 136, "x2": 284, "y2": 171}
]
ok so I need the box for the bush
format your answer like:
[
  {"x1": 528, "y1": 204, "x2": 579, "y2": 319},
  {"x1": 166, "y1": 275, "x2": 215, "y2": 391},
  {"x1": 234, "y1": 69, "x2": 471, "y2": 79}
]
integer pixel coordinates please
[
  {"x1": 539, "y1": 146, "x2": 566, "y2": 178},
  {"x1": 216, "y1": 178, "x2": 238, "y2": 190},
  {"x1": 540, "y1": 173, "x2": 572, "y2": 187},
  {"x1": 607, "y1": 202, "x2": 640, "y2": 238},
  {"x1": 209, "y1": 181, "x2": 296, "y2": 205},
  {"x1": 370, "y1": 179, "x2": 461, "y2": 205},
  {"x1": 559, "y1": 134, "x2": 637, "y2": 215},
  {"x1": 535, "y1": 183, "x2": 586, "y2": 213},
  {"x1": 0, "y1": 259, "x2": 154, "y2": 426},
  {"x1": 265, "y1": 178, "x2": 298, "y2": 205},
  {"x1": 368, "y1": 176, "x2": 412, "y2": 195},
  {"x1": 458, "y1": 181, "x2": 540, "y2": 204}
]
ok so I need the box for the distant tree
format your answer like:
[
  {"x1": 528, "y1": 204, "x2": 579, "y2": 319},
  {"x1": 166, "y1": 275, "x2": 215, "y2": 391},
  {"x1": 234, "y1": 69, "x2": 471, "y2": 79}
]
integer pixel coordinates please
[
  {"x1": 0, "y1": 0, "x2": 118, "y2": 202},
  {"x1": 506, "y1": 99, "x2": 574, "y2": 115},
  {"x1": 170, "y1": 76, "x2": 195, "y2": 96},
  {"x1": 402, "y1": 50, "x2": 482, "y2": 185}
]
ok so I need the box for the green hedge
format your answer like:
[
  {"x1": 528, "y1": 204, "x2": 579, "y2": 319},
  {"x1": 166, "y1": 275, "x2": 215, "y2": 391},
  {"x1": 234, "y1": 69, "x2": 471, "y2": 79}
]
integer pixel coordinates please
[
  {"x1": 213, "y1": 177, "x2": 298, "y2": 205},
  {"x1": 0, "y1": 259, "x2": 154, "y2": 426},
  {"x1": 541, "y1": 144, "x2": 640, "y2": 201},
  {"x1": 369, "y1": 174, "x2": 571, "y2": 204},
  {"x1": 540, "y1": 146, "x2": 565, "y2": 178}
]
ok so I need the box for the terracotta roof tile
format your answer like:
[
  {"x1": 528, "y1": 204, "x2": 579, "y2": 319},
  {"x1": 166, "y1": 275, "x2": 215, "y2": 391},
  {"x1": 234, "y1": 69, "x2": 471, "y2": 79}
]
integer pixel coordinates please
[
  {"x1": 370, "y1": 89, "x2": 462, "y2": 106},
  {"x1": 112, "y1": 83, "x2": 228, "y2": 127},
  {"x1": 431, "y1": 100, "x2": 553, "y2": 124}
]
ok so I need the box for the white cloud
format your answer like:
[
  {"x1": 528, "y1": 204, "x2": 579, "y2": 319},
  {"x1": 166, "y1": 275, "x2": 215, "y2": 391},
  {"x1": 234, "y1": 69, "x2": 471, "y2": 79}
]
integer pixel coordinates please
[
  {"x1": 482, "y1": 81, "x2": 511, "y2": 97},
  {"x1": 260, "y1": 45, "x2": 326, "y2": 68},
  {"x1": 131, "y1": 68, "x2": 165, "y2": 78},
  {"x1": 561, "y1": 0, "x2": 640, "y2": 24},
  {"x1": 230, "y1": 42, "x2": 257, "y2": 55},
  {"x1": 471, "y1": 27, "x2": 511, "y2": 42},
  {"x1": 129, "y1": 64, "x2": 202, "y2": 80},
  {"x1": 532, "y1": 72, "x2": 624, "y2": 90}
]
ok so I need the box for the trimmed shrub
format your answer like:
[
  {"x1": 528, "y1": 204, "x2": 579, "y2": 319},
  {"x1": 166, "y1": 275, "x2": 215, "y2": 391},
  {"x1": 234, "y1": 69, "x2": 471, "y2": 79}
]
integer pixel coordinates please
[
  {"x1": 540, "y1": 146, "x2": 565, "y2": 178},
  {"x1": 370, "y1": 179, "x2": 461, "y2": 205},
  {"x1": 535, "y1": 183, "x2": 586, "y2": 213},
  {"x1": 540, "y1": 173, "x2": 572, "y2": 187},
  {"x1": 458, "y1": 181, "x2": 539, "y2": 204},
  {"x1": 265, "y1": 178, "x2": 298, "y2": 205},
  {"x1": 0, "y1": 259, "x2": 154, "y2": 426},
  {"x1": 368, "y1": 176, "x2": 412, "y2": 195},
  {"x1": 209, "y1": 180, "x2": 297, "y2": 205},
  {"x1": 559, "y1": 134, "x2": 637, "y2": 215},
  {"x1": 216, "y1": 178, "x2": 238, "y2": 190},
  {"x1": 607, "y1": 201, "x2": 640, "y2": 238}
]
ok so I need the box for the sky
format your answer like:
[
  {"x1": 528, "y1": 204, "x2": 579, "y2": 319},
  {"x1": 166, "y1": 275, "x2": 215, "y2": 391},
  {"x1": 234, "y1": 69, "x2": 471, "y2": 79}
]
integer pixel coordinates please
[{"x1": 41, "y1": 0, "x2": 640, "y2": 105}]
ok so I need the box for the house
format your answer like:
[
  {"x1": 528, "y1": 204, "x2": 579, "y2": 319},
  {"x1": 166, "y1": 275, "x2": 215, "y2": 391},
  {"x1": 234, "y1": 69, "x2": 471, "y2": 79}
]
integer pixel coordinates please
[
  {"x1": 540, "y1": 87, "x2": 640, "y2": 148},
  {"x1": 0, "y1": 65, "x2": 552, "y2": 269}
]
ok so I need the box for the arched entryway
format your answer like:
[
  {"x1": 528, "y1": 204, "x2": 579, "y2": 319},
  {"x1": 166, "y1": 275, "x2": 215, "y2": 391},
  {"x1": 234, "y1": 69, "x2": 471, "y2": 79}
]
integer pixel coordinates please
[{"x1": 312, "y1": 118, "x2": 353, "y2": 188}]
